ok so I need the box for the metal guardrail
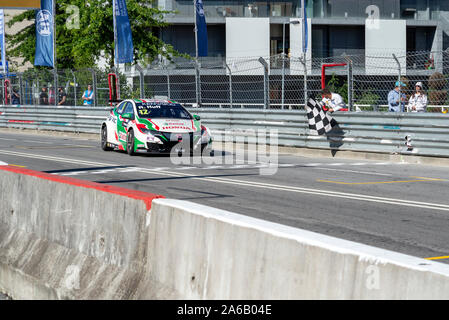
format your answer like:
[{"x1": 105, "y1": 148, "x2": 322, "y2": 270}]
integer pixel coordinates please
[
  {"x1": 0, "y1": 105, "x2": 109, "y2": 134},
  {"x1": 1, "y1": 105, "x2": 449, "y2": 157},
  {"x1": 192, "y1": 108, "x2": 449, "y2": 157}
]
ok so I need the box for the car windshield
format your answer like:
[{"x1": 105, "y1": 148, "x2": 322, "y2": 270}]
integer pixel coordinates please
[{"x1": 135, "y1": 102, "x2": 192, "y2": 120}]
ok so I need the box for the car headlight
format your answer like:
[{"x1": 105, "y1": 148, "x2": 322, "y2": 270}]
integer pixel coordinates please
[{"x1": 141, "y1": 128, "x2": 159, "y2": 135}]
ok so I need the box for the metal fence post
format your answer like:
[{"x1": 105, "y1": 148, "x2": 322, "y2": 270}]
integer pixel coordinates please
[
  {"x1": 135, "y1": 65, "x2": 144, "y2": 99},
  {"x1": 35, "y1": 79, "x2": 39, "y2": 106},
  {"x1": 166, "y1": 67, "x2": 171, "y2": 99},
  {"x1": 281, "y1": 53, "x2": 286, "y2": 109},
  {"x1": 195, "y1": 60, "x2": 201, "y2": 107},
  {"x1": 225, "y1": 62, "x2": 233, "y2": 108},
  {"x1": 53, "y1": 69, "x2": 58, "y2": 106},
  {"x1": 258, "y1": 57, "x2": 269, "y2": 110},
  {"x1": 299, "y1": 56, "x2": 307, "y2": 109},
  {"x1": 344, "y1": 55, "x2": 353, "y2": 111},
  {"x1": 18, "y1": 74, "x2": 23, "y2": 106},
  {"x1": 71, "y1": 70, "x2": 77, "y2": 106}
]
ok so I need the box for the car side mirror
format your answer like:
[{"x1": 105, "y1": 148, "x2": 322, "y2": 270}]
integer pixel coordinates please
[{"x1": 193, "y1": 114, "x2": 201, "y2": 121}]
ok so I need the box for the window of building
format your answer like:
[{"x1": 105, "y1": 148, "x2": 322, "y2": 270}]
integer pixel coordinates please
[{"x1": 312, "y1": 25, "x2": 364, "y2": 59}]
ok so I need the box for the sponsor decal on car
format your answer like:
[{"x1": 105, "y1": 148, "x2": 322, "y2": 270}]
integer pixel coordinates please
[{"x1": 119, "y1": 132, "x2": 127, "y2": 141}]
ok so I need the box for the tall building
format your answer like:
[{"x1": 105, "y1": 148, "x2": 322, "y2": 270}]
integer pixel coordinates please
[{"x1": 156, "y1": 0, "x2": 448, "y2": 62}]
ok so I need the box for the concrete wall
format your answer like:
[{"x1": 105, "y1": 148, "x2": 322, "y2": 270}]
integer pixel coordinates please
[
  {"x1": 2, "y1": 165, "x2": 449, "y2": 299},
  {"x1": 365, "y1": 19, "x2": 407, "y2": 75},
  {"x1": 225, "y1": 18, "x2": 270, "y2": 75},
  {"x1": 0, "y1": 165, "x2": 168, "y2": 299}
]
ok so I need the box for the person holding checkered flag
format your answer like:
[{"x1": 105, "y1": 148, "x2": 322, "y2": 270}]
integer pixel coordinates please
[{"x1": 305, "y1": 98, "x2": 338, "y2": 136}]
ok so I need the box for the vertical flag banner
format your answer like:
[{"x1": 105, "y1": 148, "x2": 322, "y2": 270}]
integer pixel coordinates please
[
  {"x1": 195, "y1": 0, "x2": 208, "y2": 57},
  {"x1": 302, "y1": 0, "x2": 308, "y2": 54},
  {"x1": 0, "y1": 9, "x2": 6, "y2": 73},
  {"x1": 114, "y1": 0, "x2": 134, "y2": 64},
  {"x1": 34, "y1": 0, "x2": 54, "y2": 67}
]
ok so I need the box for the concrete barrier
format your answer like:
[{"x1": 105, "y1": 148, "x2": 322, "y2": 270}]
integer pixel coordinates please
[
  {"x1": 147, "y1": 199, "x2": 449, "y2": 299},
  {"x1": 2, "y1": 165, "x2": 449, "y2": 299},
  {"x1": 0, "y1": 165, "x2": 168, "y2": 299}
]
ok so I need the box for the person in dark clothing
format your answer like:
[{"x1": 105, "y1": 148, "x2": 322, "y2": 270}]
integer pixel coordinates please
[
  {"x1": 58, "y1": 87, "x2": 67, "y2": 106},
  {"x1": 39, "y1": 87, "x2": 49, "y2": 105},
  {"x1": 10, "y1": 88, "x2": 20, "y2": 105}
]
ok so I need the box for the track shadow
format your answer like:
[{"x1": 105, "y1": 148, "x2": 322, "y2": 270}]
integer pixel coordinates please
[
  {"x1": 119, "y1": 149, "x2": 229, "y2": 158},
  {"x1": 94, "y1": 172, "x2": 258, "y2": 184},
  {"x1": 168, "y1": 187, "x2": 234, "y2": 201},
  {"x1": 44, "y1": 165, "x2": 132, "y2": 174},
  {"x1": 326, "y1": 123, "x2": 345, "y2": 157}
]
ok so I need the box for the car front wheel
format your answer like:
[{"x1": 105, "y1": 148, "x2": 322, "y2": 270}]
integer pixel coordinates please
[{"x1": 127, "y1": 130, "x2": 136, "y2": 156}]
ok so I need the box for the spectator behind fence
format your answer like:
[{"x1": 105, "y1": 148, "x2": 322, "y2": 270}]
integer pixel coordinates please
[
  {"x1": 58, "y1": 87, "x2": 67, "y2": 106},
  {"x1": 10, "y1": 88, "x2": 20, "y2": 105},
  {"x1": 82, "y1": 84, "x2": 94, "y2": 105},
  {"x1": 321, "y1": 88, "x2": 346, "y2": 112},
  {"x1": 388, "y1": 81, "x2": 407, "y2": 112},
  {"x1": 408, "y1": 82, "x2": 427, "y2": 113},
  {"x1": 39, "y1": 87, "x2": 49, "y2": 105}
]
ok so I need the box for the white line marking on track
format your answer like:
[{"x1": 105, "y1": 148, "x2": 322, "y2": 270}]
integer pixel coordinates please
[
  {"x1": 200, "y1": 166, "x2": 224, "y2": 170},
  {"x1": 228, "y1": 165, "x2": 251, "y2": 169}
]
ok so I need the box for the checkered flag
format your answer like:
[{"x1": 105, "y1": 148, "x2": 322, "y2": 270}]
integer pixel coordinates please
[{"x1": 305, "y1": 98, "x2": 337, "y2": 135}]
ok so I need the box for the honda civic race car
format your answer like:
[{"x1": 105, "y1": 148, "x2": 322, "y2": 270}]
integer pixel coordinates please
[{"x1": 100, "y1": 99, "x2": 213, "y2": 156}]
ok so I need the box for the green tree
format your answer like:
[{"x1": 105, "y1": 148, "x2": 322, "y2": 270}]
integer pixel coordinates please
[{"x1": 6, "y1": 0, "x2": 182, "y2": 70}]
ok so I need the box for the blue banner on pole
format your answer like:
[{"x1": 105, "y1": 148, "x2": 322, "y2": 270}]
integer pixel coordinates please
[
  {"x1": 114, "y1": 0, "x2": 134, "y2": 64},
  {"x1": 303, "y1": 0, "x2": 308, "y2": 54},
  {"x1": 0, "y1": 9, "x2": 6, "y2": 73},
  {"x1": 34, "y1": 0, "x2": 54, "y2": 67},
  {"x1": 196, "y1": 0, "x2": 208, "y2": 57}
]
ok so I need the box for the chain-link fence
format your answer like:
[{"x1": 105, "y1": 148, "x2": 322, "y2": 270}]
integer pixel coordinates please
[
  {"x1": 0, "y1": 67, "x2": 131, "y2": 108},
  {"x1": 2, "y1": 50, "x2": 449, "y2": 112},
  {"x1": 131, "y1": 50, "x2": 449, "y2": 112}
]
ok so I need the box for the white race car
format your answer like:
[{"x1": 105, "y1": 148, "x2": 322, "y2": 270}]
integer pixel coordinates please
[{"x1": 100, "y1": 99, "x2": 213, "y2": 156}]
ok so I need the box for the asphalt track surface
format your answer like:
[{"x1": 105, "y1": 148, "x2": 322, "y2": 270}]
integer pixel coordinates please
[{"x1": 1, "y1": 129, "x2": 449, "y2": 265}]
